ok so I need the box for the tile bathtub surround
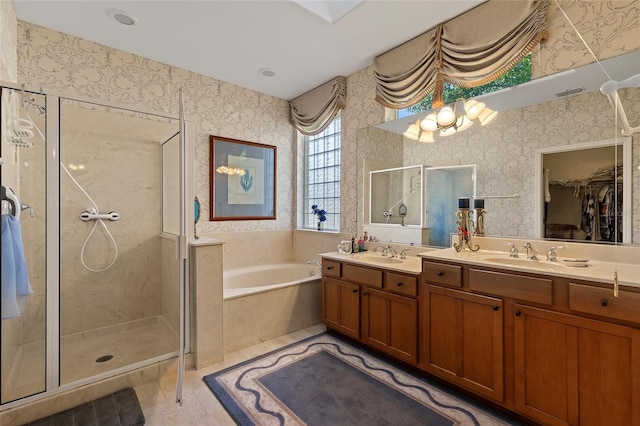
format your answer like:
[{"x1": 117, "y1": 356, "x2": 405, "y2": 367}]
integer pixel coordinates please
[
  {"x1": 223, "y1": 280, "x2": 322, "y2": 354},
  {"x1": 203, "y1": 230, "x2": 295, "y2": 270}
]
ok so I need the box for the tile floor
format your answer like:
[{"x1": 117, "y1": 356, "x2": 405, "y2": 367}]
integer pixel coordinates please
[{"x1": 135, "y1": 323, "x2": 327, "y2": 425}]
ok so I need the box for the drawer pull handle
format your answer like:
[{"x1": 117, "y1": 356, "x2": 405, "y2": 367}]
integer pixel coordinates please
[
  {"x1": 437, "y1": 271, "x2": 443, "y2": 276},
  {"x1": 515, "y1": 310, "x2": 521, "y2": 317},
  {"x1": 396, "y1": 282, "x2": 403, "y2": 287},
  {"x1": 327, "y1": 266, "x2": 334, "y2": 270},
  {"x1": 493, "y1": 305, "x2": 499, "y2": 311},
  {"x1": 601, "y1": 299, "x2": 608, "y2": 307},
  {"x1": 352, "y1": 289, "x2": 358, "y2": 294},
  {"x1": 362, "y1": 291, "x2": 368, "y2": 296}
]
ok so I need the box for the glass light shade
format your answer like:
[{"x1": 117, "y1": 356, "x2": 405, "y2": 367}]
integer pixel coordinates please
[
  {"x1": 478, "y1": 108, "x2": 498, "y2": 126},
  {"x1": 464, "y1": 99, "x2": 486, "y2": 120},
  {"x1": 439, "y1": 126, "x2": 457, "y2": 137},
  {"x1": 436, "y1": 106, "x2": 456, "y2": 126},
  {"x1": 456, "y1": 115, "x2": 474, "y2": 132},
  {"x1": 420, "y1": 113, "x2": 438, "y2": 131},
  {"x1": 418, "y1": 130, "x2": 434, "y2": 143},
  {"x1": 403, "y1": 121, "x2": 420, "y2": 140}
]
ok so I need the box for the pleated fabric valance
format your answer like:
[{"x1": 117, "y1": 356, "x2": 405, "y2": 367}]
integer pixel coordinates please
[
  {"x1": 290, "y1": 76, "x2": 346, "y2": 136},
  {"x1": 374, "y1": 0, "x2": 548, "y2": 109}
]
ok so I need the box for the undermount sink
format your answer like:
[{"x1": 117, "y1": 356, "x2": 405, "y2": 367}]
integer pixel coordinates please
[
  {"x1": 354, "y1": 254, "x2": 404, "y2": 264},
  {"x1": 482, "y1": 257, "x2": 562, "y2": 270}
]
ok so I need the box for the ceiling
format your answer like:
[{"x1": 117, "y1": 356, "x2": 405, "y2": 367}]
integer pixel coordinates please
[{"x1": 12, "y1": 0, "x2": 485, "y2": 100}]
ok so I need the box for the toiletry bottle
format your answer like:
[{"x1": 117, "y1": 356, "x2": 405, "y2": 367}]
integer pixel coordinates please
[
  {"x1": 351, "y1": 234, "x2": 358, "y2": 253},
  {"x1": 358, "y1": 236, "x2": 365, "y2": 252}
]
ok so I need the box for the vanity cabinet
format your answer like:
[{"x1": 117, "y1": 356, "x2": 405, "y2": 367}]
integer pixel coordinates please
[
  {"x1": 361, "y1": 286, "x2": 418, "y2": 364},
  {"x1": 420, "y1": 283, "x2": 504, "y2": 402},
  {"x1": 322, "y1": 276, "x2": 360, "y2": 339},
  {"x1": 513, "y1": 304, "x2": 640, "y2": 426},
  {"x1": 321, "y1": 258, "x2": 418, "y2": 363}
]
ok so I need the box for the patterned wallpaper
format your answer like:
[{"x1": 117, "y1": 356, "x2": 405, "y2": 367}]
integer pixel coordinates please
[
  {"x1": 0, "y1": 0, "x2": 17, "y2": 82},
  {"x1": 11, "y1": 0, "x2": 640, "y2": 242}
]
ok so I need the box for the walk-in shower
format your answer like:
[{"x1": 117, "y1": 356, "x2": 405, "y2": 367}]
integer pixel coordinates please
[{"x1": 1, "y1": 86, "x2": 187, "y2": 407}]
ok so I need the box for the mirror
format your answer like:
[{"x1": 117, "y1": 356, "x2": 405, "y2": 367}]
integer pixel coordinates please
[
  {"x1": 357, "y1": 51, "x2": 639, "y2": 246},
  {"x1": 535, "y1": 138, "x2": 631, "y2": 243}
]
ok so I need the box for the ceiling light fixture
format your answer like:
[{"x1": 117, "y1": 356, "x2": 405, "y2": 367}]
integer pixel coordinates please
[
  {"x1": 403, "y1": 99, "x2": 497, "y2": 142},
  {"x1": 259, "y1": 68, "x2": 276, "y2": 77},
  {"x1": 107, "y1": 9, "x2": 138, "y2": 26}
]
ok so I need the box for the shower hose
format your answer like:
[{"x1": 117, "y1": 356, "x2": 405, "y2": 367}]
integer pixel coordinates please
[
  {"x1": 28, "y1": 112, "x2": 119, "y2": 272},
  {"x1": 60, "y1": 162, "x2": 119, "y2": 272}
]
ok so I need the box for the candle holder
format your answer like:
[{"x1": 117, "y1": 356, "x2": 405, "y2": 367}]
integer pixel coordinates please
[
  {"x1": 454, "y1": 207, "x2": 480, "y2": 252},
  {"x1": 473, "y1": 208, "x2": 486, "y2": 236},
  {"x1": 472, "y1": 198, "x2": 485, "y2": 237}
]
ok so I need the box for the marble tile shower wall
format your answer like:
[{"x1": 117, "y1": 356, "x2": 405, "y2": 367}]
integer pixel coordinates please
[{"x1": 58, "y1": 105, "x2": 164, "y2": 335}]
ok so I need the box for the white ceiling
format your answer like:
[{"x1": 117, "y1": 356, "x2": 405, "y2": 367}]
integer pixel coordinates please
[{"x1": 12, "y1": 0, "x2": 485, "y2": 100}]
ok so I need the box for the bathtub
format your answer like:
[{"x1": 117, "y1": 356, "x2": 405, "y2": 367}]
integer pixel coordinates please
[
  {"x1": 223, "y1": 263, "x2": 322, "y2": 353},
  {"x1": 223, "y1": 262, "x2": 321, "y2": 300}
]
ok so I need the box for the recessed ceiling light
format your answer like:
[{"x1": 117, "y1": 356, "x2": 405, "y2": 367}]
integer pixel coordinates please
[
  {"x1": 107, "y1": 9, "x2": 138, "y2": 26},
  {"x1": 259, "y1": 68, "x2": 276, "y2": 77}
]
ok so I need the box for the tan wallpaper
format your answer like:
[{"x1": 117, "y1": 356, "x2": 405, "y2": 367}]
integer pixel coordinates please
[{"x1": 0, "y1": 0, "x2": 17, "y2": 82}]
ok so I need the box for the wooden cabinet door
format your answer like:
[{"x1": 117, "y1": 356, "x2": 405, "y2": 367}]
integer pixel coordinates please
[
  {"x1": 513, "y1": 305, "x2": 574, "y2": 426},
  {"x1": 514, "y1": 305, "x2": 640, "y2": 426},
  {"x1": 421, "y1": 285, "x2": 504, "y2": 402},
  {"x1": 322, "y1": 277, "x2": 360, "y2": 339},
  {"x1": 361, "y1": 287, "x2": 418, "y2": 364}
]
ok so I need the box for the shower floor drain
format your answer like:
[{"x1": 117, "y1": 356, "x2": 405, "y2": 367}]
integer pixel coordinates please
[{"x1": 96, "y1": 355, "x2": 114, "y2": 363}]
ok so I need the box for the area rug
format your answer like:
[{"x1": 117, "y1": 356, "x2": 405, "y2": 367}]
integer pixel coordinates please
[{"x1": 203, "y1": 333, "x2": 520, "y2": 426}]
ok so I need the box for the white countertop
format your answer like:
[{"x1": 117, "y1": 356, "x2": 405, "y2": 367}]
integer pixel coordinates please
[
  {"x1": 418, "y1": 248, "x2": 640, "y2": 288},
  {"x1": 320, "y1": 251, "x2": 423, "y2": 275}
]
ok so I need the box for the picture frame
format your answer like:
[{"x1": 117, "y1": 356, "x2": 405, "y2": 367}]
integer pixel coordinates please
[{"x1": 209, "y1": 135, "x2": 276, "y2": 221}]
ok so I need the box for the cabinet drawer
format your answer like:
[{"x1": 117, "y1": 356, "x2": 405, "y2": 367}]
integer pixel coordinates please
[
  {"x1": 569, "y1": 283, "x2": 640, "y2": 323},
  {"x1": 469, "y1": 269, "x2": 552, "y2": 305},
  {"x1": 385, "y1": 272, "x2": 418, "y2": 297},
  {"x1": 343, "y1": 263, "x2": 383, "y2": 288},
  {"x1": 422, "y1": 261, "x2": 462, "y2": 288},
  {"x1": 322, "y1": 260, "x2": 341, "y2": 278}
]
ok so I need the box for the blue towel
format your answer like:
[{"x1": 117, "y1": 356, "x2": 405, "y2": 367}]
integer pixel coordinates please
[{"x1": 2, "y1": 214, "x2": 33, "y2": 320}]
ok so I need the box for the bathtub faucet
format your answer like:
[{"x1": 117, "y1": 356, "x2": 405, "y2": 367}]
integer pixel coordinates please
[{"x1": 306, "y1": 260, "x2": 322, "y2": 273}]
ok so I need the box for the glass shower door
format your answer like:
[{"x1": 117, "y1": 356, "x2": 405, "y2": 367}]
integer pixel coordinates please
[
  {"x1": 58, "y1": 99, "x2": 180, "y2": 386},
  {"x1": 1, "y1": 88, "x2": 47, "y2": 403}
]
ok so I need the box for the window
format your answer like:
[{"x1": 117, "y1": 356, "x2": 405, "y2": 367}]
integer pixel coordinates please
[
  {"x1": 398, "y1": 55, "x2": 532, "y2": 118},
  {"x1": 302, "y1": 115, "x2": 340, "y2": 231}
]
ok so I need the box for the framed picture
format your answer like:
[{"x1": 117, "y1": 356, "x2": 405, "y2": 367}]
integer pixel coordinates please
[{"x1": 209, "y1": 135, "x2": 276, "y2": 221}]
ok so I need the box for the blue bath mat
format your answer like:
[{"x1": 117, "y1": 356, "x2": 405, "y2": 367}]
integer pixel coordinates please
[{"x1": 203, "y1": 333, "x2": 523, "y2": 425}]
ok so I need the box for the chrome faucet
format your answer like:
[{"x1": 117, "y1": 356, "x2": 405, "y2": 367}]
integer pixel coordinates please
[
  {"x1": 523, "y1": 242, "x2": 538, "y2": 260},
  {"x1": 504, "y1": 242, "x2": 519, "y2": 258},
  {"x1": 399, "y1": 248, "x2": 409, "y2": 259},
  {"x1": 306, "y1": 260, "x2": 322, "y2": 272},
  {"x1": 546, "y1": 246, "x2": 565, "y2": 262},
  {"x1": 382, "y1": 245, "x2": 397, "y2": 258}
]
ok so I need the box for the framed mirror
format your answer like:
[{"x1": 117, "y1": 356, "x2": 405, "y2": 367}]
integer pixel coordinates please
[{"x1": 209, "y1": 135, "x2": 276, "y2": 221}]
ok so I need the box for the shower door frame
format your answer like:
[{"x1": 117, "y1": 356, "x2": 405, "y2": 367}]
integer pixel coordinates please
[{"x1": 0, "y1": 81, "x2": 192, "y2": 410}]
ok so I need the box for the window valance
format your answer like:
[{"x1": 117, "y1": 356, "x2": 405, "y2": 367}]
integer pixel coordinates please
[
  {"x1": 374, "y1": 0, "x2": 548, "y2": 109},
  {"x1": 290, "y1": 76, "x2": 346, "y2": 135}
]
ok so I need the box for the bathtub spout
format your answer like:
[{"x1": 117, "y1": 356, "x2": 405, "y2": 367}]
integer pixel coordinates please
[{"x1": 306, "y1": 260, "x2": 322, "y2": 273}]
